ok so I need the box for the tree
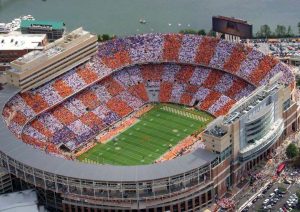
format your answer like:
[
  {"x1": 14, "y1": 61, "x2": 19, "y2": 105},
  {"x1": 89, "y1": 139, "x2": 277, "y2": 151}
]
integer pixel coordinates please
[
  {"x1": 286, "y1": 143, "x2": 299, "y2": 159},
  {"x1": 207, "y1": 29, "x2": 216, "y2": 37},
  {"x1": 287, "y1": 26, "x2": 294, "y2": 37},
  {"x1": 97, "y1": 34, "x2": 114, "y2": 42},
  {"x1": 179, "y1": 29, "x2": 207, "y2": 36},
  {"x1": 179, "y1": 29, "x2": 198, "y2": 35},
  {"x1": 278, "y1": 185, "x2": 287, "y2": 193},
  {"x1": 298, "y1": 22, "x2": 300, "y2": 35},
  {"x1": 97, "y1": 34, "x2": 102, "y2": 42},
  {"x1": 256, "y1": 24, "x2": 272, "y2": 38},
  {"x1": 293, "y1": 154, "x2": 300, "y2": 167},
  {"x1": 275, "y1": 25, "x2": 287, "y2": 38},
  {"x1": 297, "y1": 190, "x2": 300, "y2": 208},
  {"x1": 197, "y1": 29, "x2": 206, "y2": 35},
  {"x1": 102, "y1": 34, "x2": 111, "y2": 41},
  {"x1": 297, "y1": 190, "x2": 300, "y2": 199}
]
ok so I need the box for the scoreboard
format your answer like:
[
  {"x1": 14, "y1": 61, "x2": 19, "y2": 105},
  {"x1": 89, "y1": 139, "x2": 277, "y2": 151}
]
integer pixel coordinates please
[{"x1": 212, "y1": 16, "x2": 253, "y2": 39}]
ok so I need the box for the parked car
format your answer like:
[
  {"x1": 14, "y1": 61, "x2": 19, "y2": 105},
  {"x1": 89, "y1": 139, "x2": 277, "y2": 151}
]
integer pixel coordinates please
[{"x1": 263, "y1": 199, "x2": 270, "y2": 205}]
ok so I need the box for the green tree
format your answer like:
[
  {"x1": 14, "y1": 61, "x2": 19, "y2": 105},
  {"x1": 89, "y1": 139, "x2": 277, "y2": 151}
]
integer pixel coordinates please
[
  {"x1": 297, "y1": 190, "x2": 300, "y2": 200},
  {"x1": 256, "y1": 24, "x2": 272, "y2": 38},
  {"x1": 207, "y1": 29, "x2": 216, "y2": 37},
  {"x1": 179, "y1": 29, "x2": 199, "y2": 35},
  {"x1": 197, "y1": 29, "x2": 206, "y2": 35},
  {"x1": 97, "y1": 34, "x2": 102, "y2": 42},
  {"x1": 102, "y1": 34, "x2": 111, "y2": 41},
  {"x1": 287, "y1": 26, "x2": 294, "y2": 37},
  {"x1": 286, "y1": 143, "x2": 299, "y2": 159},
  {"x1": 275, "y1": 25, "x2": 287, "y2": 38},
  {"x1": 179, "y1": 29, "x2": 207, "y2": 36},
  {"x1": 297, "y1": 190, "x2": 300, "y2": 208},
  {"x1": 293, "y1": 155, "x2": 300, "y2": 167},
  {"x1": 278, "y1": 185, "x2": 287, "y2": 193},
  {"x1": 97, "y1": 34, "x2": 114, "y2": 42}
]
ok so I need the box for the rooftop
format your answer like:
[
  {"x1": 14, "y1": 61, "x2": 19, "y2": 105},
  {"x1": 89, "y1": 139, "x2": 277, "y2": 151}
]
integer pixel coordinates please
[
  {"x1": 213, "y1": 15, "x2": 251, "y2": 25},
  {"x1": 205, "y1": 125, "x2": 227, "y2": 137},
  {"x1": 21, "y1": 20, "x2": 65, "y2": 30},
  {"x1": 12, "y1": 27, "x2": 90, "y2": 65},
  {"x1": 0, "y1": 32, "x2": 46, "y2": 50}
]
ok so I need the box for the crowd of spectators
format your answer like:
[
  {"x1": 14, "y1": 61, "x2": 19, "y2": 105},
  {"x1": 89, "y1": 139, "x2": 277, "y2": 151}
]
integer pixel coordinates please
[
  {"x1": 2, "y1": 33, "x2": 294, "y2": 156},
  {"x1": 19, "y1": 63, "x2": 254, "y2": 152},
  {"x1": 223, "y1": 44, "x2": 252, "y2": 74},
  {"x1": 163, "y1": 34, "x2": 183, "y2": 61}
]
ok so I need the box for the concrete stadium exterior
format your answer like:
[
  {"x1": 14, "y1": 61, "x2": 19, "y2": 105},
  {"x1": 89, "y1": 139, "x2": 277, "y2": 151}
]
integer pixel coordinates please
[{"x1": 0, "y1": 33, "x2": 299, "y2": 212}]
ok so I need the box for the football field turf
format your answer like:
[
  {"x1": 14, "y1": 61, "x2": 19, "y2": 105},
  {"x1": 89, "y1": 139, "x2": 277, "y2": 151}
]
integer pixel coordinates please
[{"x1": 77, "y1": 104, "x2": 213, "y2": 165}]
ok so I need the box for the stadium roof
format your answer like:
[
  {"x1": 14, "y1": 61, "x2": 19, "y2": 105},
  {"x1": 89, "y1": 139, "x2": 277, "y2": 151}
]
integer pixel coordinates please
[
  {"x1": 0, "y1": 85, "x2": 217, "y2": 182},
  {"x1": 21, "y1": 20, "x2": 65, "y2": 30}
]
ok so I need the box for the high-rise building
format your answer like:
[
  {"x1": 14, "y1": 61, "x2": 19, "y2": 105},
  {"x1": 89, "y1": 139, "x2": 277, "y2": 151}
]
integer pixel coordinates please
[{"x1": 6, "y1": 28, "x2": 97, "y2": 91}]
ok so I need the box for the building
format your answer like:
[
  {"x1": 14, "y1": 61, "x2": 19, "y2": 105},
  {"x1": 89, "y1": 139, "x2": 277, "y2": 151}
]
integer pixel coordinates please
[
  {"x1": 6, "y1": 27, "x2": 97, "y2": 91},
  {"x1": 203, "y1": 74, "x2": 299, "y2": 187},
  {"x1": 21, "y1": 20, "x2": 65, "y2": 42},
  {"x1": 0, "y1": 32, "x2": 47, "y2": 72},
  {"x1": 0, "y1": 167, "x2": 12, "y2": 194}
]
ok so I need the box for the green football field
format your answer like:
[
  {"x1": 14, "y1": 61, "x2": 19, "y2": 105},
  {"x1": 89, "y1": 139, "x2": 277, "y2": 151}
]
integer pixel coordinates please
[{"x1": 77, "y1": 104, "x2": 213, "y2": 166}]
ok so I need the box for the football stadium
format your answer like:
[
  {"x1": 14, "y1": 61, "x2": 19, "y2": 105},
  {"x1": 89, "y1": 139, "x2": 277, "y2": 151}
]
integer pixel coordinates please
[{"x1": 0, "y1": 31, "x2": 299, "y2": 211}]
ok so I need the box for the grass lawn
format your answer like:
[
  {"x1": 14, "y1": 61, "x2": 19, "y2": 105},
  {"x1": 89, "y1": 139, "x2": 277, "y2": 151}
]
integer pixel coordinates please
[{"x1": 77, "y1": 104, "x2": 213, "y2": 166}]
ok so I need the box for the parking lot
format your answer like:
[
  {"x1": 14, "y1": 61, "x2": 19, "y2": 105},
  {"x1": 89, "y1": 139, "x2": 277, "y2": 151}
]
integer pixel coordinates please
[{"x1": 241, "y1": 171, "x2": 300, "y2": 212}]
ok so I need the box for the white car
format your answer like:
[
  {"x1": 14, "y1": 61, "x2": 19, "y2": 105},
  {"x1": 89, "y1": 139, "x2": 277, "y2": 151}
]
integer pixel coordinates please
[{"x1": 263, "y1": 199, "x2": 270, "y2": 205}]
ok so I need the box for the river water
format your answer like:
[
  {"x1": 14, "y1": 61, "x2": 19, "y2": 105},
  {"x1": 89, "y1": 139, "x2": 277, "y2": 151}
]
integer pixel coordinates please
[{"x1": 0, "y1": 0, "x2": 299, "y2": 36}]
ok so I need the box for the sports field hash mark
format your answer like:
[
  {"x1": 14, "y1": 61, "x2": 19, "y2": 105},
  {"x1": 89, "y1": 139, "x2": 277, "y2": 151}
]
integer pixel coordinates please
[
  {"x1": 77, "y1": 104, "x2": 213, "y2": 165},
  {"x1": 160, "y1": 106, "x2": 209, "y2": 122}
]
